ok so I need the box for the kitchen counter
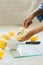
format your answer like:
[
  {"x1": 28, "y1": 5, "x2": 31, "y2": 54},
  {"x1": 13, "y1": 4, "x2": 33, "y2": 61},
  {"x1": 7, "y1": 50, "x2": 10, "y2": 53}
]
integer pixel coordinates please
[{"x1": 0, "y1": 26, "x2": 43, "y2": 65}]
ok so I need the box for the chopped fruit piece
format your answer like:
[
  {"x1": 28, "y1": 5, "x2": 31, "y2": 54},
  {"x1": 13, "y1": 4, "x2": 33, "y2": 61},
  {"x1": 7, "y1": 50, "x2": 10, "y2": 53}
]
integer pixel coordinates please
[
  {"x1": 29, "y1": 36, "x2": 38, "y2": 42},
  {"x1": 24, "y1": 28, "x2": 29, "y2": 32},
  {"x1": 16, "y1": 27, "x2": 29, "y2": 41},
  {"x1": 0, "y1": 38, "x2": 7, "y2": 49},
  {"x1": 0, "y1": 48, "x2": 4, "y2": 59},
  {"x1": 15, "y1": 35, "x2": 23, "y2": 41},
  {"x1": 1, "y1": 34, "x2": 10, "y2": 40},
  {"x1": 8, "y1": 31, "x2": 15, "y2": 37},
  {"x1": 18, "y1": 27, "x2": 28, "y2": 33}
]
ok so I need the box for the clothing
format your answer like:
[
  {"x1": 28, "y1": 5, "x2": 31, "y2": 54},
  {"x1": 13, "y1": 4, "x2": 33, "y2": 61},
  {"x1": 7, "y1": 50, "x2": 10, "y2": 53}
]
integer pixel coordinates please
[
  {"x1": 39, "y1": 3, "x2": 43, "y2": 10},
  {"x1": 37, "y1": 3, "x2": 43, "y2": 22}
]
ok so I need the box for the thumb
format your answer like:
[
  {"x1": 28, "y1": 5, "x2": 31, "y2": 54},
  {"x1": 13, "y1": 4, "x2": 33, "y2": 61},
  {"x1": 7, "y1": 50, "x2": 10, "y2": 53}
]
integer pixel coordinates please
[{"x1": 26, "y1": 21, "x2": 32, "y2": 27}]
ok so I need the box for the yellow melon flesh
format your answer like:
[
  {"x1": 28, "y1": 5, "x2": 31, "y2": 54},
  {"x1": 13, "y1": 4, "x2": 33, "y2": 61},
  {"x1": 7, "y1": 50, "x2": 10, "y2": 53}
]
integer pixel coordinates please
[
  {"x1": 8, "y1": 31, "x2": 15, "y2": 37},
  {"x1": 16, "y1": 35, "x2": 23, "y2": 41},
  {"x1": 0, "y1": 38, "x2": 7, "y2": 49},
  {"x1": 1, "y1": 34, "x2": 10, "y2": 40},
  {"x1": 16, "y1": 27, "x2": 29, "y2": 41},
  {"x1": 0, "y1": 48, "x2": 4, "y2": 59},
  {"x1": 29, "y1": 36, "x2": 38, "y2": 42}
]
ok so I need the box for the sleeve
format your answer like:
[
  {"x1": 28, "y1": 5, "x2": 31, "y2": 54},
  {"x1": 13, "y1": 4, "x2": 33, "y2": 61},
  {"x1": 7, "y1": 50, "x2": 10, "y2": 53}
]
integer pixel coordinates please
[
  {"x1": 38, "y1": 3, "x2": 43, "y2": 10},
  {"x1": 36, "y1": 3, "x2": 43, "y2": 22}
]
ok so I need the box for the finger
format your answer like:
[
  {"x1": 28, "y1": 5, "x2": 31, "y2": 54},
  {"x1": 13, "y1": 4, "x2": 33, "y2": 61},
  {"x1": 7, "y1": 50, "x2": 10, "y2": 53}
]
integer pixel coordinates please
[
  {"x1": 23, "y1": 20, "x2": 26, "y2": 27},
  {"x1": 28, "y1": 21, "x2": 32, "y2": 26},
  {"x1": 23, "y1": 19, "x2": 27, "y2": 27},
  {"x1": 18, "y1": 39, "x2": 24, "y2": 42},
  {"x1": 25, "y1": 21, "x2": 32, "y2": 28},
  {"x1": 18, "y1": 37, "x2": 26, "y2": 42},
  {"x1": 23, "y1": 22, "x2": 28, "y2": 28},
  {"x1": 24, "y1": 21, "x2": 29, "y2": 28}
]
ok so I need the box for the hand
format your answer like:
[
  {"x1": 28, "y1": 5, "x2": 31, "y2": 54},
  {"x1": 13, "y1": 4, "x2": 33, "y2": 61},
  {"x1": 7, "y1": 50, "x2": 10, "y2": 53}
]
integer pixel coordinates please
[
  {"x1": 23, "y1": 16, "x2": 32, "y2": 28},
  {"x1": 18, "y1": 31, "x2": 33, "y2": 42}
]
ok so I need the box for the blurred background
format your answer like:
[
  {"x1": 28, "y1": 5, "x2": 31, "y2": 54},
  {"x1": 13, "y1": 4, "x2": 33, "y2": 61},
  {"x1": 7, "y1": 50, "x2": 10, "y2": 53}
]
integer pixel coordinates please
[{"x1": 0, "y1": 0, "x2": 43, "y2": 26}]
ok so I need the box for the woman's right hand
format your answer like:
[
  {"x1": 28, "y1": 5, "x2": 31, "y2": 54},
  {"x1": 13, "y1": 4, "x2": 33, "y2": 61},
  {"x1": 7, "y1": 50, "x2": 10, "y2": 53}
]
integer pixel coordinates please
[{"x1": 23, "y1": 16, "x2": 33, "y2": 28}]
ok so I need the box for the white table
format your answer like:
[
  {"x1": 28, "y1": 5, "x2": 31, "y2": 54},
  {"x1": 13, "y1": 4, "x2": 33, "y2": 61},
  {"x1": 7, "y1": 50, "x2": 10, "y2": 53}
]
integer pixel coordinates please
[{"x1": 0, "y1": 26, "x2": 43, "y2": 65}]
